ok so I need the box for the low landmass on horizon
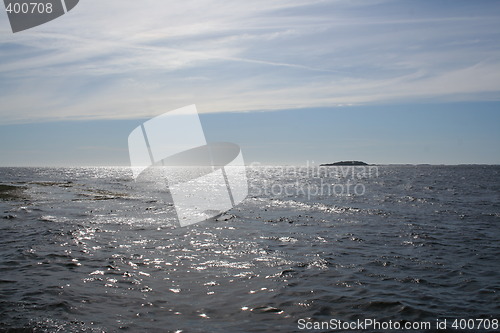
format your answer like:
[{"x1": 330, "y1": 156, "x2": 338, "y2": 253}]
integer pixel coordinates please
[{"x1": 320, "y1": 161, "x2": 369, "y2": 166}]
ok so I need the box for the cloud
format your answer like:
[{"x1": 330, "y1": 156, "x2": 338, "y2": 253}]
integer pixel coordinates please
[{"x1": 0, "y1": 0, "x2": 500, "y2": 124}]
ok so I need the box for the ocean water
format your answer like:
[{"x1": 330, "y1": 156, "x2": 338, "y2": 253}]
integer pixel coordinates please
[{"x1": 0, "y1": 165, "x2": 499, "y2": 332}]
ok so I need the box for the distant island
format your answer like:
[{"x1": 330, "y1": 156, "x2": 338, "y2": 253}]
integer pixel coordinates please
[{"x1": 320, "y1": 161, "x2": 369, "y2": 166}]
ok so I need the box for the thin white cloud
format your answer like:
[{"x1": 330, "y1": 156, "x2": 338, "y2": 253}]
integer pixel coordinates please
[{"x1": 0, "y1": 0, "x2": 499, "y2": 123}]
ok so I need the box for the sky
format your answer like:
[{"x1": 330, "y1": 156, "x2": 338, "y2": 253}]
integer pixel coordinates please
[{"x1": 0, "y1": 0, "x2": 499, "y2": 166}]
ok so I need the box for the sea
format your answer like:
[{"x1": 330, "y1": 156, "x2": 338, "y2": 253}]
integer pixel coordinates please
[{"x1": 0, "y1": 165, "x2": 499, "y2": 332}]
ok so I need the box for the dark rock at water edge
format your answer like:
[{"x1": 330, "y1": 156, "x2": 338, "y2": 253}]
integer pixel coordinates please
[{"x1": 0, "y1": 184, "x2": 26, "y2": 201}]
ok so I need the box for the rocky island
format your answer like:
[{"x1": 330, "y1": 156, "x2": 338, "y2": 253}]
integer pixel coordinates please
[{"x1": 320, "y1": 161, "x2": 369, "y2": 166}]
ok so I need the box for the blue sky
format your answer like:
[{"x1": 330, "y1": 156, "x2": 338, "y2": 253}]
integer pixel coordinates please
[{"x1": 0, "y1": 0, "x2": 499, "y2": 166}]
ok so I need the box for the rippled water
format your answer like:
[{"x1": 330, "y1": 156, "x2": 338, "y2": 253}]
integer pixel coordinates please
[{"x1": 0, "y1": 166, "x2": 499, "y2": 332}]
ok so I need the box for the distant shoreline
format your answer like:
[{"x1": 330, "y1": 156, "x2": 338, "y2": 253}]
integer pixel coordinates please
[{"x1": 0, "y1": 164, "x2": 500, "y2": 168}]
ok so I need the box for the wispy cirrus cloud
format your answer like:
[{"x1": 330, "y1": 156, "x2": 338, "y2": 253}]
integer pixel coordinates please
[{"x1": 1, "y1": 0, "x2": 500, "y2": 124}]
